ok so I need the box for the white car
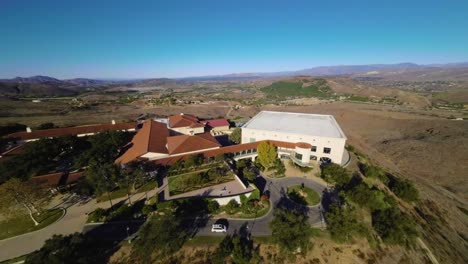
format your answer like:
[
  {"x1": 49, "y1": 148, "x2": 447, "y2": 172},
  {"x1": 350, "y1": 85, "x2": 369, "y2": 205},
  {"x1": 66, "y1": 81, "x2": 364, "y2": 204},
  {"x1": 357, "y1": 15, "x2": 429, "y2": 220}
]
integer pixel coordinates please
[{"x1": 211, "y1": 224, "x2": 227, "y2": 233}]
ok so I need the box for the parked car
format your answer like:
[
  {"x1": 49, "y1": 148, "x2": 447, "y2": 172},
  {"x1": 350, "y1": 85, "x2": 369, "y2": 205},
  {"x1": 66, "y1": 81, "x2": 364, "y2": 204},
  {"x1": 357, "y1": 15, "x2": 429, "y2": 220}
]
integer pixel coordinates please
[{"x1": 211, "y1": 224, "x2": 227, "y2": 233}]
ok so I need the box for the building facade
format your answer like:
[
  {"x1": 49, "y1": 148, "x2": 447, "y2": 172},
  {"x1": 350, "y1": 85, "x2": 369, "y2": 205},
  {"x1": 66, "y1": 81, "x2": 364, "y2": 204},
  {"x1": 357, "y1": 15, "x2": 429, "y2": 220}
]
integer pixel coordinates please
[{"x1": 241, "y1": 111, "x2": 347, "y2": 165}]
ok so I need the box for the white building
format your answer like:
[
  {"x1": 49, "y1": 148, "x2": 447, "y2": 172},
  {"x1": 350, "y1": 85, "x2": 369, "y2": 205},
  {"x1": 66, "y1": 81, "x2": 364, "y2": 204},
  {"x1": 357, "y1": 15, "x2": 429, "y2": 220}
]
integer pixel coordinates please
[{"x1": 241, "y1": 111, "x2": 347, "y2": 166}]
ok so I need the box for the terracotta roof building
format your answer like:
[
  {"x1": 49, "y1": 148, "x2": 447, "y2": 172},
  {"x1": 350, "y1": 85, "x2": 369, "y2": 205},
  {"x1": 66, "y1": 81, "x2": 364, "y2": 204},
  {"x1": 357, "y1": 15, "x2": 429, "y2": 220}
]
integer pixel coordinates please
[
  {"x1": 168, "y1": 113, "x2": 205, "y2": 135},
  {"x1": 201, "y1": 119, "x2": 230, "y2": 131},
  {"x1": 116, "y1": 119, "x2": 221, "y2": 164},
  {"x1": 5, "y1": 121, "x2": 136, "y2": 142}
]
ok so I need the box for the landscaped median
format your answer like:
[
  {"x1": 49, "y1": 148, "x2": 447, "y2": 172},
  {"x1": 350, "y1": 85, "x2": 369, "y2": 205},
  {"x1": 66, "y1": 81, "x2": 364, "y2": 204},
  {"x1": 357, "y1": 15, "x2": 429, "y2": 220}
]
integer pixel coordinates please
[
  {"x1": 287, "y1": 185, "x2": 320, "y2": 206},
  {"x1": 0, "y1": 208, "x2": 64, "y2": 240}
]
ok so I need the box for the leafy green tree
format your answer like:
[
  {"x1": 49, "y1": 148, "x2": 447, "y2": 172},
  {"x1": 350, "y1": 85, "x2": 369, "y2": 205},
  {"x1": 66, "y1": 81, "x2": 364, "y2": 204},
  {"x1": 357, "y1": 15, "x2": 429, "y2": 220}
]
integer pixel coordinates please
[
  {"x1": 257, "y1": 142, "x2": 277, "y2": 169},
  {"x1": 270, "y1": 208, "x2": 312, "y2": 255},
  {"x1": 389, "y1": 178, "x2": 419, "y2": 202},
  {"x1": 26, "y1": 233, "x2": 112, "y2": 264},
  {"x1": 325, "y1": 205, "x2": 366, "y2": 243},
  {"x1": 372, "y1": 207, "x2": 418, "y2": 246},
  {"x1": 229, "y1": 127, "x2": 242, "y2": 144},
  {"x1": 320, "y1": 163, "x2": 352, "y2": 187},
  {"x1": 215, "y1": 154, "x2": 225, "y2": 162},
  {"x1": 0, "y1": 178, "x2": 50, "y2": 226}
]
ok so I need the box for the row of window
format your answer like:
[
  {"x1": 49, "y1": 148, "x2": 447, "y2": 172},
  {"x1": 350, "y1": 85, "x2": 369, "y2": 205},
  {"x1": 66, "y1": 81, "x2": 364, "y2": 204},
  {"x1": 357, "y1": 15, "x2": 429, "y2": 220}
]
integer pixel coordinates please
[{"x1": 311, "y1": 146, "x2": 331, "y2": 154}]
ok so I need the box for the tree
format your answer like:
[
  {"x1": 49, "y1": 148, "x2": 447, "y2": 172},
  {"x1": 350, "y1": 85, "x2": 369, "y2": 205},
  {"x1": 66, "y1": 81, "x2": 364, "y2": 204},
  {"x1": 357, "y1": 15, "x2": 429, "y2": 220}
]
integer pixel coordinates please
[
  {"x1": 0, "y1": 178, "x2": 50, "y2": 226},
  {"x1": 270, "y1": 208, "x2": 312, "y2": 255},
  {"x1": 345, "y1": 183, "x2": 392, "y2": 211},
  {"x1": 229, "y1": 127, "x2": 242, "y2": 144},
  {"x1": 257, "y1": 142, "x2": 277, "y2": 169}
]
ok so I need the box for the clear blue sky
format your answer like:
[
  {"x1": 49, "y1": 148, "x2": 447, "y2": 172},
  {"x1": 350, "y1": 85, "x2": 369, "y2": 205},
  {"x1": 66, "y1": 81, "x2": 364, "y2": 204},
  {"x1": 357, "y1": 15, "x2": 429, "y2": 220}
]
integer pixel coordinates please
[{"x1": 1, "y1": 0, "x2": 467, "y2": 79}]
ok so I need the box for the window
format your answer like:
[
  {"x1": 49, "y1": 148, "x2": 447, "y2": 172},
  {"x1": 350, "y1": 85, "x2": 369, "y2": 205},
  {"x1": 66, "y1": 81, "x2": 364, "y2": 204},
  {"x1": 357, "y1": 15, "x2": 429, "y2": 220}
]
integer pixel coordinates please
[
  {"x1": 249, "y1": 138, "x2": 256, "y2": 142},
  {"x1": 295, "y1": 153, "x2": 303, "y2": 160},
  {"x1": 311, "y1": 146, "x2": 317, "y2": 152},
  {"x1": 323, "y1": 147, "x2": 331, "y2": 154},
  {"x1": 310, "y1": 155, "x2": 317, "y2": 160}
]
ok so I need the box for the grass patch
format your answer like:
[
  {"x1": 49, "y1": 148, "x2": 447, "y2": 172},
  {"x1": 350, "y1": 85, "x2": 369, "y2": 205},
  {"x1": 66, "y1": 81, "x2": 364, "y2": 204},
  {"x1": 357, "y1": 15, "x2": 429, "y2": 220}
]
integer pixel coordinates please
[
  {"x1": 184, "y1": 236, "x2": 225, "y2": 246},
  {"x1": 287, "y1": 185, "x2": 320, "y2": 206},
  {"x1": 348, "y1": 95, "x2": 370, "y2": 102},
  {"x1": 0, "y1": 208, "x2": 63, "y2": 240}
]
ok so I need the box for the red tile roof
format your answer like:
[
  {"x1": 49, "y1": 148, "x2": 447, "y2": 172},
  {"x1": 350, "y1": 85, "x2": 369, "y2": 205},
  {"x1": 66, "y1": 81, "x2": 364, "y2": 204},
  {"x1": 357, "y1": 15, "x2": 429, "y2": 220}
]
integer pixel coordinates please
[
  {"x1": 166, "y1": 133, "x2": 221, "y2": 154},
  {"x1": 115, "y1": 120, "x2": 169, "y2": 164},
  {"x1": 5, "y1": 122, "x2": 136, "y2": 141},
  {"x1": 153, "y1": 140, "x2": 297, "y2": 166},
  {"x1": 202, "y1": 119, "x2": 230, "y2": 128},
  {"x1": 168, "y1": 114, "x2": 205, "y2": 128}
]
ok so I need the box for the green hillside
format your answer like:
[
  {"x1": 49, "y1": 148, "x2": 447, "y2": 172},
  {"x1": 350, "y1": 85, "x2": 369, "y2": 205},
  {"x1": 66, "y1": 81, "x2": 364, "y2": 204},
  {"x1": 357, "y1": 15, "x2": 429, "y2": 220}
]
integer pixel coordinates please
[{"x1": 260, "y1": 79, "x2": 333, "y2": 99}]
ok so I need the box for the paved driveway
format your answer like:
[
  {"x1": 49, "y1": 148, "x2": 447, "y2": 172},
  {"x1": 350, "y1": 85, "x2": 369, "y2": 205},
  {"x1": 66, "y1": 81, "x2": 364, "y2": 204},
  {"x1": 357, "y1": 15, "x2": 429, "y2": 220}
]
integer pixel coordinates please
[{"x1": 195, "y1": 175, "x2": 327, "y2": 236}]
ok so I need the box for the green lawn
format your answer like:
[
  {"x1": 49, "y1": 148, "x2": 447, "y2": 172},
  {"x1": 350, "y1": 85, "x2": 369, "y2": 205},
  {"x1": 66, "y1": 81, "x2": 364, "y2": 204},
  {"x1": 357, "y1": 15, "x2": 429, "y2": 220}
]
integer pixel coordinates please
[
  {"x1": 0, "y1": 208, "x2": 63, "y2": 240},
  {"x1": 287, "y1": 185, "x2": 320, "y2": 206},
  {"x1": 184, "y1": 236, "x2": 225, "y2": 246}
]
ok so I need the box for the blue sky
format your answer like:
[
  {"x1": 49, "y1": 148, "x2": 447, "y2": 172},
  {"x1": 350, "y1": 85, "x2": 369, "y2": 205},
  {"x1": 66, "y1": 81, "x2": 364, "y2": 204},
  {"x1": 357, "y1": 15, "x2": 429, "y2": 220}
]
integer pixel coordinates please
[{"x1": 1, "y1": 0, "x2": 467, "y2": 79}]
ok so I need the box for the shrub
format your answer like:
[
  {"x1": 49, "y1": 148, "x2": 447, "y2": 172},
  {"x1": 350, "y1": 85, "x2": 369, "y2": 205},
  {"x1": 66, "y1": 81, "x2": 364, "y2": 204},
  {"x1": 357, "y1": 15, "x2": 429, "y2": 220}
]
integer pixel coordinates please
[
  {"x1": 372, "y1": 207, "x2": 418, "y2": 246},
  {"x1": 207, "y1": 200, "x2": 220, "y2": 213},
  {"x1": 321, "y1": 164, "x2": 352, "y2": 187},
  {"x1": 249, "y1": 188, "x2": 260, "y2": 201},
  {"x1": 359, "y1": 163, "x2": 389, "y2": 184},
  {"x1": 225, "y1": 199, "x2": 240, "y2": 214},
  {"x1": 325, "y1": 205, "x2": 367, "y2": 243},
  {"x1": 388, "y1": 177, "x2": 419, "y2": 202},
  {"x1": 142, "y1": 204, "x2": 156, "y2": 216},
  {"x1": 270, "y1": 208, "x2": 312, "y2": 256},
  {"x1": 242, "y1": 167, "x2": 256, "y2": 182},
  {"x1": 345, "y1": 183, "x2": 392, "y2": 211},
  {"x1": 108, "y1": 204, "x2": 131, "y2": 221},
  {"x1": 88, "y1": 208, "x2": 107, "y2": 222},
  {"x1": 274, "y1": 159, "x2": 286, "y2": 176}
]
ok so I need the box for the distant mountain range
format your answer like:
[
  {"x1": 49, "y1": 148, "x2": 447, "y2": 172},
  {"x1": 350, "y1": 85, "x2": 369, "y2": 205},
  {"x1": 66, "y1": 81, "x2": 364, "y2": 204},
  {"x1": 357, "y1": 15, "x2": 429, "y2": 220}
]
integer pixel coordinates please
[
  {"x1": 181, "y1": 62, "x2": 468, "y2": 80},
  {"x1": 1, "y1": 62, "x2": 467, "y2": 96}
]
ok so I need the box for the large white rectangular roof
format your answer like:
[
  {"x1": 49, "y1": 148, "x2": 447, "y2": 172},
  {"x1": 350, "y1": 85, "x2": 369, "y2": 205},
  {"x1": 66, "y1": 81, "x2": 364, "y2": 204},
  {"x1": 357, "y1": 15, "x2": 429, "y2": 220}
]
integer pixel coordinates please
[{"x1": 242, "y1": 111, "x2": 346, "y2": 139}]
